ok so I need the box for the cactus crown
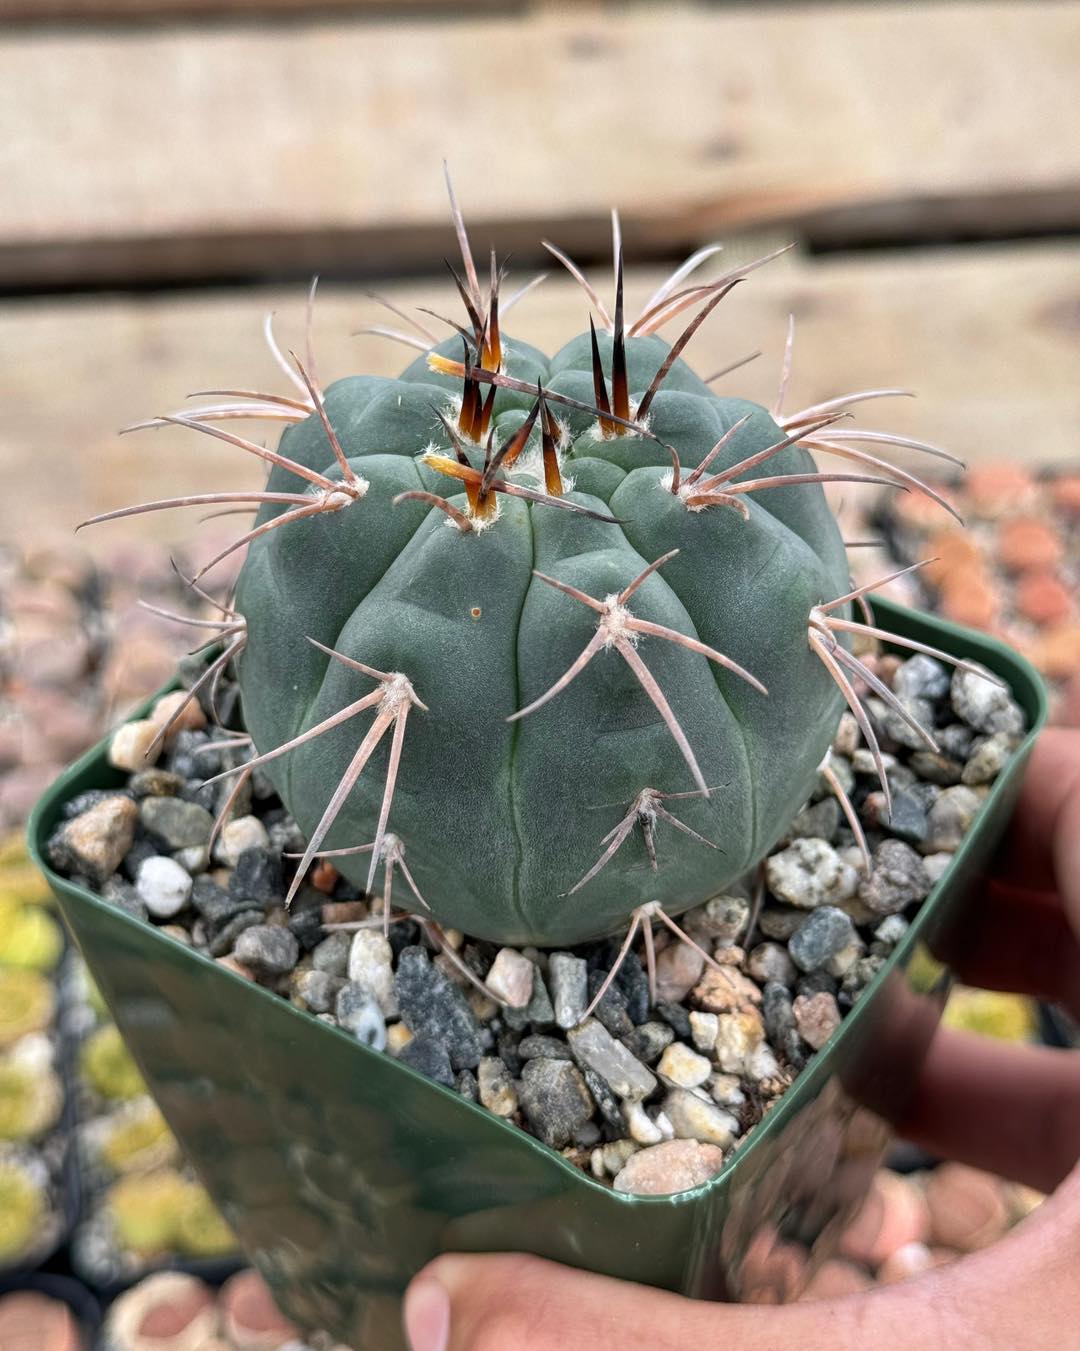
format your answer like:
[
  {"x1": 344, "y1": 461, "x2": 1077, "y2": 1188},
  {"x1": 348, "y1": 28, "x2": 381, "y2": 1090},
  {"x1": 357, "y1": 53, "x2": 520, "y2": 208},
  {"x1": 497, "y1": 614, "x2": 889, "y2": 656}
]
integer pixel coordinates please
[{"x1": 85, "y1": 172, "x2": 986, "y2": 977}]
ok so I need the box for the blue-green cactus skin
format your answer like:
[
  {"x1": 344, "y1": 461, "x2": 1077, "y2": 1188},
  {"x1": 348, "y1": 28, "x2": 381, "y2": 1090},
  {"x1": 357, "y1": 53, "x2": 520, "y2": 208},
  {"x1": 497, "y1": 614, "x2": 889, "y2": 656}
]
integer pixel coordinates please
[{"x1": 234, "y1": 333, "x2": 849, "y2": 946}]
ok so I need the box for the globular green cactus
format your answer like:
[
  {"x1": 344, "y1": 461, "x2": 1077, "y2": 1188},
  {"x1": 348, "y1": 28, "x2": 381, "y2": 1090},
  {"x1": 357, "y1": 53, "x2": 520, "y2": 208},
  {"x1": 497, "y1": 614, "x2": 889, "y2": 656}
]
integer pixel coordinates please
[{"x1": 86, "y1": 176, "x2": 977, "y2": 975}]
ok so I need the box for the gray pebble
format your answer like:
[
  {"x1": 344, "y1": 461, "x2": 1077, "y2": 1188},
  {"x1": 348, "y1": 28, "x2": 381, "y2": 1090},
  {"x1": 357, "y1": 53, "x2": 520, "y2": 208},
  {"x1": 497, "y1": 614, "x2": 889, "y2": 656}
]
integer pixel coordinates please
[
  {"x1": 746, "y1": 941, "x2": 797, "y2": 986},
  {"x1": 937, "y1": 724, "x2": 974, "y2": 759},
  {"x1": 456, "y1": 1069, "x2": 479, "y2": 1101},
  {"x1": 909, "y1": 751, "x2": 964, "y2": 786},
  {"x1": 858, "y1": 840, "x2": 931, "y2": 915},
  {"x1": 397, "y1": 1036, "x2": 452, "y2": 1085},
  {"x1": 503, "y1": 967, "x2": 556, "y2": 1032},
  {"x1": 312, "y1": 931, "x2": 353, "y2": 978},
  {"x1": 395, "y1": 946, "x2": 483, "y2": 1071},
  {"x1": 962, "y1": 733, "x2": 1015, "y2": 786},
  {"x1": 787, "y1": 797, "x2": 841, "y2": 844},
  {"x1": 872, "y1": 694, "x2": 937, "y2": 752},
  {"x1": 788, "y1": 906, "x2": 857, "y2": 973},
  {"x1": 293, "y1": 968, "x2": 346, "y2": 1015},
  {"x1": 581, "y1": 1066, "x2": 623, "y2": 1130},
  {"x1": 925, "y1": 786, "x2": 982, "y2": 852},
  {"x1": 129, "y1": 769, "x2": 186, "y2": 798},
  {"x1": 586, "y1": 970, "x2": 634, "y2": 1038},
  {"x1": 922, "y1": 851, "x2": 954, "y2": 884},
  {"x1": 879, "y1": 789, "x2": 929, "y2": 846},
  {"x1": 894, "y1": 654, "x2": 951, "y2": 701},
  {"x1": 135, "y1": 855, "x2": 192, "y2": 919},
  {"x1": 654, "y1": 1001, "x2": 692, "y2": 1039},
  {"x1": 853, "y1": 748, "x2": 897, "y2": 777},
  {"x1": 49, "y1": 795, "x2": 138, "y2": 885},
  {"x1": 566, "y1": 1018, "x2": 656, "y2": 1102},
  {"x1": 549, "y1": 953, "x2": 589, "y2": 1030},
  {"x1": 208, "y1": 909, "x2": 263, "y2": 958},
  {"x1": 758, "y1": 905, "x2": 805, "y2": 941},
  {"x1": 518, "y1": 1059, "x2": 595, "y2": 1148},
  {"x1": 228, "y1": 847, "x2": 283, "y2": 909},
  {"x1": 233, "y1": 924, "x2": 299, "y2": 976},
  {"x1": 518, "y1": 1035, "x2": 573, "y2": 1062},
  {"x1": 951, "y1": 665, "x2": 1024, "y2": 735},
  {"x1": 139, "y1": 796, "x2": 213, "y2": 850},
  {"x1": 621, "y1": 1021, "x2": 675, "y2": 1065}
]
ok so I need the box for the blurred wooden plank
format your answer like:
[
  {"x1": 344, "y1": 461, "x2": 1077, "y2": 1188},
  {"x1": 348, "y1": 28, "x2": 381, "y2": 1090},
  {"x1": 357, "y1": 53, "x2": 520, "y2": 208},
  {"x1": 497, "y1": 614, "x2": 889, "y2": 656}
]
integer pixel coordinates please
[
  {"x1": 6, "y1": 240, "x2": 1077, "y2": 555},
  {"x1": 0, "y1": 0, "x2": 508, "y2": 17},
  {"x1": 1, "y1": 3, "x2": 1078, "y2": 287}
]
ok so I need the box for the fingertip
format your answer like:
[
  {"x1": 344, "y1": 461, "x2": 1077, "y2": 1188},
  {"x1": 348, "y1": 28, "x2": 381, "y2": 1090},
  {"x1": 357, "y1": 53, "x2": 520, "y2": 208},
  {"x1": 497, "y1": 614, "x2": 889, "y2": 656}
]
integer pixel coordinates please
[{"x1": 403, "y1": 1271, "x2": 450, "y2": 1351}]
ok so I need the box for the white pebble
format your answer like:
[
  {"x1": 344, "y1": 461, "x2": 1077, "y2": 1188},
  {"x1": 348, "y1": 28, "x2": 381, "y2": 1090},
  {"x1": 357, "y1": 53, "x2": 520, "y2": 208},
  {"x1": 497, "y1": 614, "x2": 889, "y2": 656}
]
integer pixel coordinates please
[
  {"x1": 656, "y1": 1041, "x2": 712, "y2": 1089},
  {"x1": 484, "y1": 948, "x2": 534, "y2": 1009},
  {"x1": 135, "y1": 856, "x2": 192, "y2": 918},
  {"x1": 347, "y1": 930, "x2": 397, "y2": 1018},
  {"x1": 214, "y1": 815, "x2": 270, "y2": 867},
  {"x1": 689, "y1": 1011, "x2": 719, "y2": 1054},
  {"x1": 109, "y1": 720, "x2": 161, "y2": 771},
  {"x1": 624, "y1": 1099, "x2": 664, "y2": 1145}
]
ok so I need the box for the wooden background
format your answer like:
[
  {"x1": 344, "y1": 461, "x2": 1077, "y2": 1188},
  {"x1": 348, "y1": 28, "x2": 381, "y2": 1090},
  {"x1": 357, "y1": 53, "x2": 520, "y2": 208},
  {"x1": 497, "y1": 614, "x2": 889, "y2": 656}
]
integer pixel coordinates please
[{"x1": 3, "y1": 0, "x2": 1078, "y2": 554}]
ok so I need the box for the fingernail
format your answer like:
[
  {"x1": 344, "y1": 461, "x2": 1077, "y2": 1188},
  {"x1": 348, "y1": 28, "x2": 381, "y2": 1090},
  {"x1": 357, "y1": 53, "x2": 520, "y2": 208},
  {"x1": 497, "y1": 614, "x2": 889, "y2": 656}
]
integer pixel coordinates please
[{"x1": 404, "y1": 1275, "x2": 451, "y2": 1351}]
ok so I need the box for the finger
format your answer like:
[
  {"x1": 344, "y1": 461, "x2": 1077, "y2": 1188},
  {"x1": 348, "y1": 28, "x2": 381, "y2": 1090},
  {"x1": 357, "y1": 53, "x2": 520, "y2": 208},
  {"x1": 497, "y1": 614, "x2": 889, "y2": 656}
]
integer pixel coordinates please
[
  {"x1": 941, "y1": 881, "x2": 1080, "y2": 1016},
  {"x1": 994, "y1": 727, "x2": 1080, "y2": 895},
  {"x1": 897, "y1": 1028, "x2": 1080, "y2": 1192}
]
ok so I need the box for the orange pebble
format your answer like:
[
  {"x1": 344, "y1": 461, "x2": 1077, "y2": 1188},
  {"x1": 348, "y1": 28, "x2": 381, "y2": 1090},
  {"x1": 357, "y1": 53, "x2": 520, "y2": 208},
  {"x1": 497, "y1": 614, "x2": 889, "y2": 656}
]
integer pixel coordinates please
[
  {"x1": 1015, "y1": 572, "x2": 1072, "y2": 627},
  {"x1": 966, "y1": 463, "x2": 1036, "y2": 516},
  {"x1": 310, "y1": 858, "x2": 340, "y2": 895},
  {"x1": 938, "y1": 571, "x2": 1000, "y2": 630},
  {"x1": 1027, "y1": 624, "x2": 1080, "y2": 680},
  {"x1": 923, "y1": 531, "x2": 982, "y2": 587},
  {"x1": 839, "y1": 1171, "x2": 930, "y2": 1268},
  {"x1": 924, "y1": 1164, "x2": 1010, "y2": 1251},
  {"x1": 895, "y1": 488, "x2": 961, "y2": 531},
  {"x1": 996, "y1": 517, "x2": 1063, "y2": 572},
  {"x1": 1050, "y1": 475, "x2": 1080, "y2": 515}
]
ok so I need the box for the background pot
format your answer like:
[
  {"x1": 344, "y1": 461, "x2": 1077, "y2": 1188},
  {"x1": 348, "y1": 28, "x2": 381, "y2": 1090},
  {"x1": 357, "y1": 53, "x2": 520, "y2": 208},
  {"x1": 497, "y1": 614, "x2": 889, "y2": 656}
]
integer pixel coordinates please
[{"x1": 29, "y1": 599, "x2": 1047, "y2": 1349}]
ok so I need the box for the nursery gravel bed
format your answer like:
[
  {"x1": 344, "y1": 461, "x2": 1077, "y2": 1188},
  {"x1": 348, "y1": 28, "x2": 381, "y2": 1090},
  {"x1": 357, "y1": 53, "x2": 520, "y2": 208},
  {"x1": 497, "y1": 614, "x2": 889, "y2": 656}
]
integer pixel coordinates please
[{"x1": 47, "y1": 649, "x2": 1028, "y2": 1196}]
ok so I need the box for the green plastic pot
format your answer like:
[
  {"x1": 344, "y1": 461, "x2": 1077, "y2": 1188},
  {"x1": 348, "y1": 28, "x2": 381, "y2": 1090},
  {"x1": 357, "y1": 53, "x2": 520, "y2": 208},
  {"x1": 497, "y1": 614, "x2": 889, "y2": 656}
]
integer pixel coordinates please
[{"x1": 29, "y1": 599, "x2": 1046, "y2": 1347}]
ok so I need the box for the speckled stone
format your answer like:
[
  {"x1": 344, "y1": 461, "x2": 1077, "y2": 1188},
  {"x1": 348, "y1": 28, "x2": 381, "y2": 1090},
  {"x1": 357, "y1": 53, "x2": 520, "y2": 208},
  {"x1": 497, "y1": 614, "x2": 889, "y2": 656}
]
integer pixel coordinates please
[
  {"x1": 746, "y1": 942, "x2": 797, "y2": 986},
  {"x1": 951, "y1": 666, "x2": 1025, "y2": 735},
  {"x1": 518, "y1": 1058, "x2": 594, "y2": 1148},
  {"x1": 925, "y1": 786, "x2": 982, "y2": 852},
  {"x1": 788, "y1": 906, "x2": 857, "y2": 973},
  {"x1": 394, "y1": 945, "x2": 482, "y2": 1071},
  {"x1": 477, "y1": 1056, "x2": 519, "y2": 1117},
  {"x1": 233, "y1": 924, "x2": 299, "y2": 976},
  {"x1": 621, "y1": 1020, "x2": 674, "y2": 1065},
  {"x1": 347, "y1": 930, "x2": 398, "y2": 1018},
  {"x1": 397, "y1": 1036, "x2": 452, "y2": 1085},
  {"x1": 859, "y1": 840, "x2": 932, "y2": 916},
  {"x1": 612, "y1": 1139, "x2": 725, "y2": 1195},
  {"x1": 765, "y1": 838, "x2": 849, "y2": 909},
  {"x1": 48, "y1": 795, "x2": 137, "y2": 885},
  {"x1": 139, "y1": 796, "x2": 213, "y2": 850},
  {"x1": 793, "y1": 991, "x2": 842, "y2": 1049},
  {"x1": 962, "y1": 733, "x2": 1015, "y2": 786}
]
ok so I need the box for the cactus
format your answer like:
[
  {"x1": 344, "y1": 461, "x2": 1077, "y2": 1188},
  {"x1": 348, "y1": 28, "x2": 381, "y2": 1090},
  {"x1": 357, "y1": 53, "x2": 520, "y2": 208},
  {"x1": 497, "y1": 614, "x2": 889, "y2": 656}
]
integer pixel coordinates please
[
  {"x1": 84, "y1": 174, "x2": 987, "y2": 981},
  {"x1": 0, "y1": 1158, "x2": 45, "y2": 1261},
  {"x1": 80, "y1": 1024, "x2": 146, "y2": 1101},
  {"x1": 99, "y1": 1100, "x2": 180, "y2": 1175},
  {"x1": 0, "y1": 969, "x2": 54, "y2": 1049},
  {"x1": 106, "y1": 1169, "x2": 234, "y2": 1257},
  {"x1": 0, "y1": 905, "x2": 64, "y2": 972},
  {"x1": 0, "y1": 1061, "x2": 63, "y2": 1142}
]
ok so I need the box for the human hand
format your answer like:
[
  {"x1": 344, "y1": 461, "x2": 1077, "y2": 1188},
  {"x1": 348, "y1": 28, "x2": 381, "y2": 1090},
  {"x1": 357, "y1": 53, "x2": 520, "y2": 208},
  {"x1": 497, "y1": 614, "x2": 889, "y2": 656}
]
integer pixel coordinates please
[{"x1": 403, "y1": 728, "x2": 1080, "y2": 1350}]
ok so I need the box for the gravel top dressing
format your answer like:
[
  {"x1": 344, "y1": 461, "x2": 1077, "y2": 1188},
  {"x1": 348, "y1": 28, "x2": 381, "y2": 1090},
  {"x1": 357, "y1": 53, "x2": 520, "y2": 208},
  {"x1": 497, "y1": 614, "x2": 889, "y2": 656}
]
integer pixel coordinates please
[{"x1": 48, "y1": 648, "x2": 1027, "y2": 1197}]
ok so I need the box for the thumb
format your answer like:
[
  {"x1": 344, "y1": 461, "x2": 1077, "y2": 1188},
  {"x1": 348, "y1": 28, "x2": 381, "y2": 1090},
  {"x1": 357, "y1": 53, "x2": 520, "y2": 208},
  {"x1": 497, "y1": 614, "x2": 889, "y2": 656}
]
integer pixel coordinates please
[{"x1": 402, "y1": 1250, "x2": 931, "y2": 1351}]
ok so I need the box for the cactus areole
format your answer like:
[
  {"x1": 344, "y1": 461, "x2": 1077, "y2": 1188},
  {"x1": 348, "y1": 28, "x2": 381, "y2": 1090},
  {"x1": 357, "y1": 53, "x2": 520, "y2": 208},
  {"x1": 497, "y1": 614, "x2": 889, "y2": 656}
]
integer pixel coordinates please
[{"x1": 85, "y1": 176, "x2": 970, "y2": 953}]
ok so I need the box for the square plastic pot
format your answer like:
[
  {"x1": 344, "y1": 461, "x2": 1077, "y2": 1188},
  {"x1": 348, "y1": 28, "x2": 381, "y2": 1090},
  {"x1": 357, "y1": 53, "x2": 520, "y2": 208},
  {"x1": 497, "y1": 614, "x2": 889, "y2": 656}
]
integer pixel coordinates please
[{"x1": 28, "y1": 599, "x2": 1047, "y2": 1348}]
